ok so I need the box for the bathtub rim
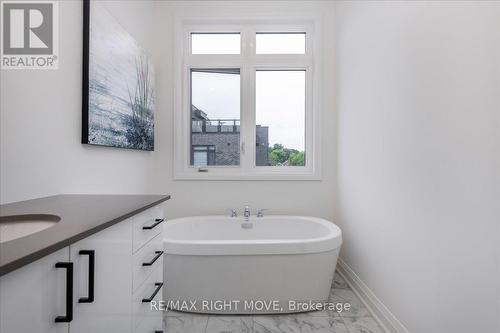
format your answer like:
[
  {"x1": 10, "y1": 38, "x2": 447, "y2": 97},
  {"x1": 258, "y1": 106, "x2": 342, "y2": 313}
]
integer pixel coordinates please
[{"x1": 163, "y1": 215, "x2": 342, "y2": 256}]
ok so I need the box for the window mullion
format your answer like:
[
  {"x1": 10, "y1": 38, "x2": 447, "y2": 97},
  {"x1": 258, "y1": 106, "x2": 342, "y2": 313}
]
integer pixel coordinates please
[
  {"x1": 239, "y1": 28, "x2": 255, "y2": 173},
  {"x1": 242, "y1": 64, "x2": 257, "y2": 172}
]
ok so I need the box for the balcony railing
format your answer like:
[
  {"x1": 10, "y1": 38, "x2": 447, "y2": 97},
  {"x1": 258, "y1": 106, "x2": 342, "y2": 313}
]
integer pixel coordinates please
[{"x1": 192, "y1": 119, "x2": 240, "y2": 133}]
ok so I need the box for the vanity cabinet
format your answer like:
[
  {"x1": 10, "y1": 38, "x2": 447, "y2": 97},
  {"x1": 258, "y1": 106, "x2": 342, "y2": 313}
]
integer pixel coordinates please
[
  {"x1": 0, "y1": 248, "x2": 71, "y2": 333},
  {"x1": 131, "y1": 205, "x2": 164, "y2": 333},
  {"x1": 0, "y1": 204, "x2": 165, "y2": 333},
  {"x1": 70, "y1": 219, "x2": 133, "y2": 333}
]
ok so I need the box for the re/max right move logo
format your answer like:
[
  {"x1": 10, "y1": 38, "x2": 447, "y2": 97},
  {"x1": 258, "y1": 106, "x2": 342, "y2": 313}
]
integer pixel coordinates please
[{"x1": 1, "y1": 1, "x2": 59, "y2": 69}]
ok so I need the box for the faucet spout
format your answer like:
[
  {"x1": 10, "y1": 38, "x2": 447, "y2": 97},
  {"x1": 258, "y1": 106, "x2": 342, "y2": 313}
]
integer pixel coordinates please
[{"x1": 243, "y1": 205, "x2": 251, "y2": 220}]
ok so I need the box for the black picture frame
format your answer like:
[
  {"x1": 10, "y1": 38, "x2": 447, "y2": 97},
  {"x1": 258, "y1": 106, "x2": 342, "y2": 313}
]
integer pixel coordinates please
[
  {"x1": 81, "y1": 0, "x2": 155, "y2": 151},
  {"x1": 81, "y1": 0, "x2": 90, "y2": 145}
]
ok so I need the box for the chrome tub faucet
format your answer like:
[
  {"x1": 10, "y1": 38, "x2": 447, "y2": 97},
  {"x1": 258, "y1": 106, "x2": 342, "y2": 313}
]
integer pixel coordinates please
[{"x1": 244, "y1": 205, "x2": 251, "y2": 220}]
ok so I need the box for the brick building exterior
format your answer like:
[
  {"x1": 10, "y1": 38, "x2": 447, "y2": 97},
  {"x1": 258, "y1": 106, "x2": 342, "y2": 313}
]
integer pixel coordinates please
[{"x1": 191, "y1": 105, "x2": 269, "y2": 166}]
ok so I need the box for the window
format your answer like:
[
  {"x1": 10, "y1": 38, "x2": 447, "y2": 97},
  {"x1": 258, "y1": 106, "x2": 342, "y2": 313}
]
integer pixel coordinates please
[
  {"x1": 256, "y1": 33, "x2": 306, "y2": 54},
  {"x1": 175, "y1": 20, "x2": 320, "y2": 180},
  {"x1": 190, "y1": 69, "x2": 241, "y2": 166},
  {"x1": 192, "y1": 146, "x2": 216, "y2": 166},
  {"x1": 256, "y1": 70, "x2": 306, "y2": 166},
  {"x1": 191, "y1": 33, "x2": 241, "y2": 54}
]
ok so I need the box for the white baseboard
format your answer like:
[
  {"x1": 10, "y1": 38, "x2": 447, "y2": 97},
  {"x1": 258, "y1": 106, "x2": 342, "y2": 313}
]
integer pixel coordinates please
[{"x1": 336, "y1": 258, "x2": 410, "y2": 333}]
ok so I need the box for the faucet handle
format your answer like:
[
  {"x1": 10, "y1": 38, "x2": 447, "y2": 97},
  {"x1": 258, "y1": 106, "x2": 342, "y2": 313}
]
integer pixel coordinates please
[
  {"x1": 226, "y1": 209, "x2": 237, "y2": 217},
  {"x1": 257, "y1": 209, "x2": 268, "y2": 218}
]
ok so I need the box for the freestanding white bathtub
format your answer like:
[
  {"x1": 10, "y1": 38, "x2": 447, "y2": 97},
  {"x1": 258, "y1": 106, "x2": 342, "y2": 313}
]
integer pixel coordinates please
[{"x1": 163, "y1": 216, "x2": 342, "y2": 314}]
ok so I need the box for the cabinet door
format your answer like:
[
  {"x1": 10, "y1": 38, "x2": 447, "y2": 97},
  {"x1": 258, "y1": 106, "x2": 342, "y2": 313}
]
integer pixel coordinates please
[
  {"x1": 0, "y1": 247, "x2": 70, "y2": 333},
  {"x1": 70, "y1": 219, "x2": 133, "y2": 333}
]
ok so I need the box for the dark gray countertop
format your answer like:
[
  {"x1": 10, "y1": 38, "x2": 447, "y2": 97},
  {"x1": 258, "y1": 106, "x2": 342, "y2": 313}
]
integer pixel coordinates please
[{"x1": 0, "y1": 194, "x2": 170, "y2": 277}]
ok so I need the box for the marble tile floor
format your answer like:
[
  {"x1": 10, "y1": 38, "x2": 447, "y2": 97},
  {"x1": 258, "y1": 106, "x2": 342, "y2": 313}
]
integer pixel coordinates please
[{"x1": 163, "y1": 272, "x2": 385, "y2": 333}]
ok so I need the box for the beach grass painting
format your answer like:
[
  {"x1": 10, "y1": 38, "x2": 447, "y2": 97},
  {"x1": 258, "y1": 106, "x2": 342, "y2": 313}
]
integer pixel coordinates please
[{"x1": 82, "y1": 0, "x2": 154, "y2": 151}]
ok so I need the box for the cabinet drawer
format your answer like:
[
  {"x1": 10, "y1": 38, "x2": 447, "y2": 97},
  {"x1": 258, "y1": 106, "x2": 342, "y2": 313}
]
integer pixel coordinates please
[
  {"x1": 133, "y1": 205, "x2": 164, "y2": 253},
  {"x1": 133, "y1": 233, "x2": 163, "y2": 292},
  {"x1": 133, "y1": 265, "x2": 163, "y2": 330}
]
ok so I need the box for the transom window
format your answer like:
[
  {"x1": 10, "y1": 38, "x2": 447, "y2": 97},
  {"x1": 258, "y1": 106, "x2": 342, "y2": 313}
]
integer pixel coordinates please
[{"x1": 175, "y1": 21, "x2": 320, "y2": 180}]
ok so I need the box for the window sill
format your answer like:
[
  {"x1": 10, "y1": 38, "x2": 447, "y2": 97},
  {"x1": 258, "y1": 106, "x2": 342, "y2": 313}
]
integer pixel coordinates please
[{"x1": 173, "y1": 168, "x2": 321, "y2": 181}]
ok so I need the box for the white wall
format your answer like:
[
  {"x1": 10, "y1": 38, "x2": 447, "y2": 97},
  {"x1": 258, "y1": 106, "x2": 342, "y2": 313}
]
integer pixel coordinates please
[
  {"x1": 1, "y1": 1, "x2": 337, "y2": 220},
  {"x1": 150, "y1": 1, "x2": 337, "y2": 220},
  {"x1": 335, "y1": 1, "x2": 500, "y2": 332},
  {"x1": 0, "y1": 1, "x2": 157, "y2": 203}
]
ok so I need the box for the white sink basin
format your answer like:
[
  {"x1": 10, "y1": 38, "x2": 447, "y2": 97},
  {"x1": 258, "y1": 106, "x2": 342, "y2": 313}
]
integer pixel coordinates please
[{"x1": 0, "y1": 214, "x2": 60, "y2": 243}]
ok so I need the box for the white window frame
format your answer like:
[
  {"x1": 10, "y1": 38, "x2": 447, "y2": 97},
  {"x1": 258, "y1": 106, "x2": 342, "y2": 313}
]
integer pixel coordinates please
[{"x1": 174, "y1": 18, "x2": 322, "y2": 180}]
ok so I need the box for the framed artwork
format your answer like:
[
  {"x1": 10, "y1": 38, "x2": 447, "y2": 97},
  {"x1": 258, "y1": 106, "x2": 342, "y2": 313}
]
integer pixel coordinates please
[{"x1": 82, "y1": 0, "x2": 154, "y2": 151}]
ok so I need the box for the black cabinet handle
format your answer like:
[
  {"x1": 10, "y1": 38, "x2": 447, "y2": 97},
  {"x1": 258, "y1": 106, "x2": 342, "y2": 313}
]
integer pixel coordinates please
[
  {"x1": 55, "y1": 262, "x2": 73, "y2": 323},
  {"x1": 143, "y1": 251, "x2": 163, "y2": 266},
  {"x1": 78, "y1": 250, "x2": 95, "y2": 303},
  {"x1": 143, "y1": 218, "x2": 164, "y2": 230},
  {"x1": 142, "y1": 282, "x2": 163, "y2": 303}
]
